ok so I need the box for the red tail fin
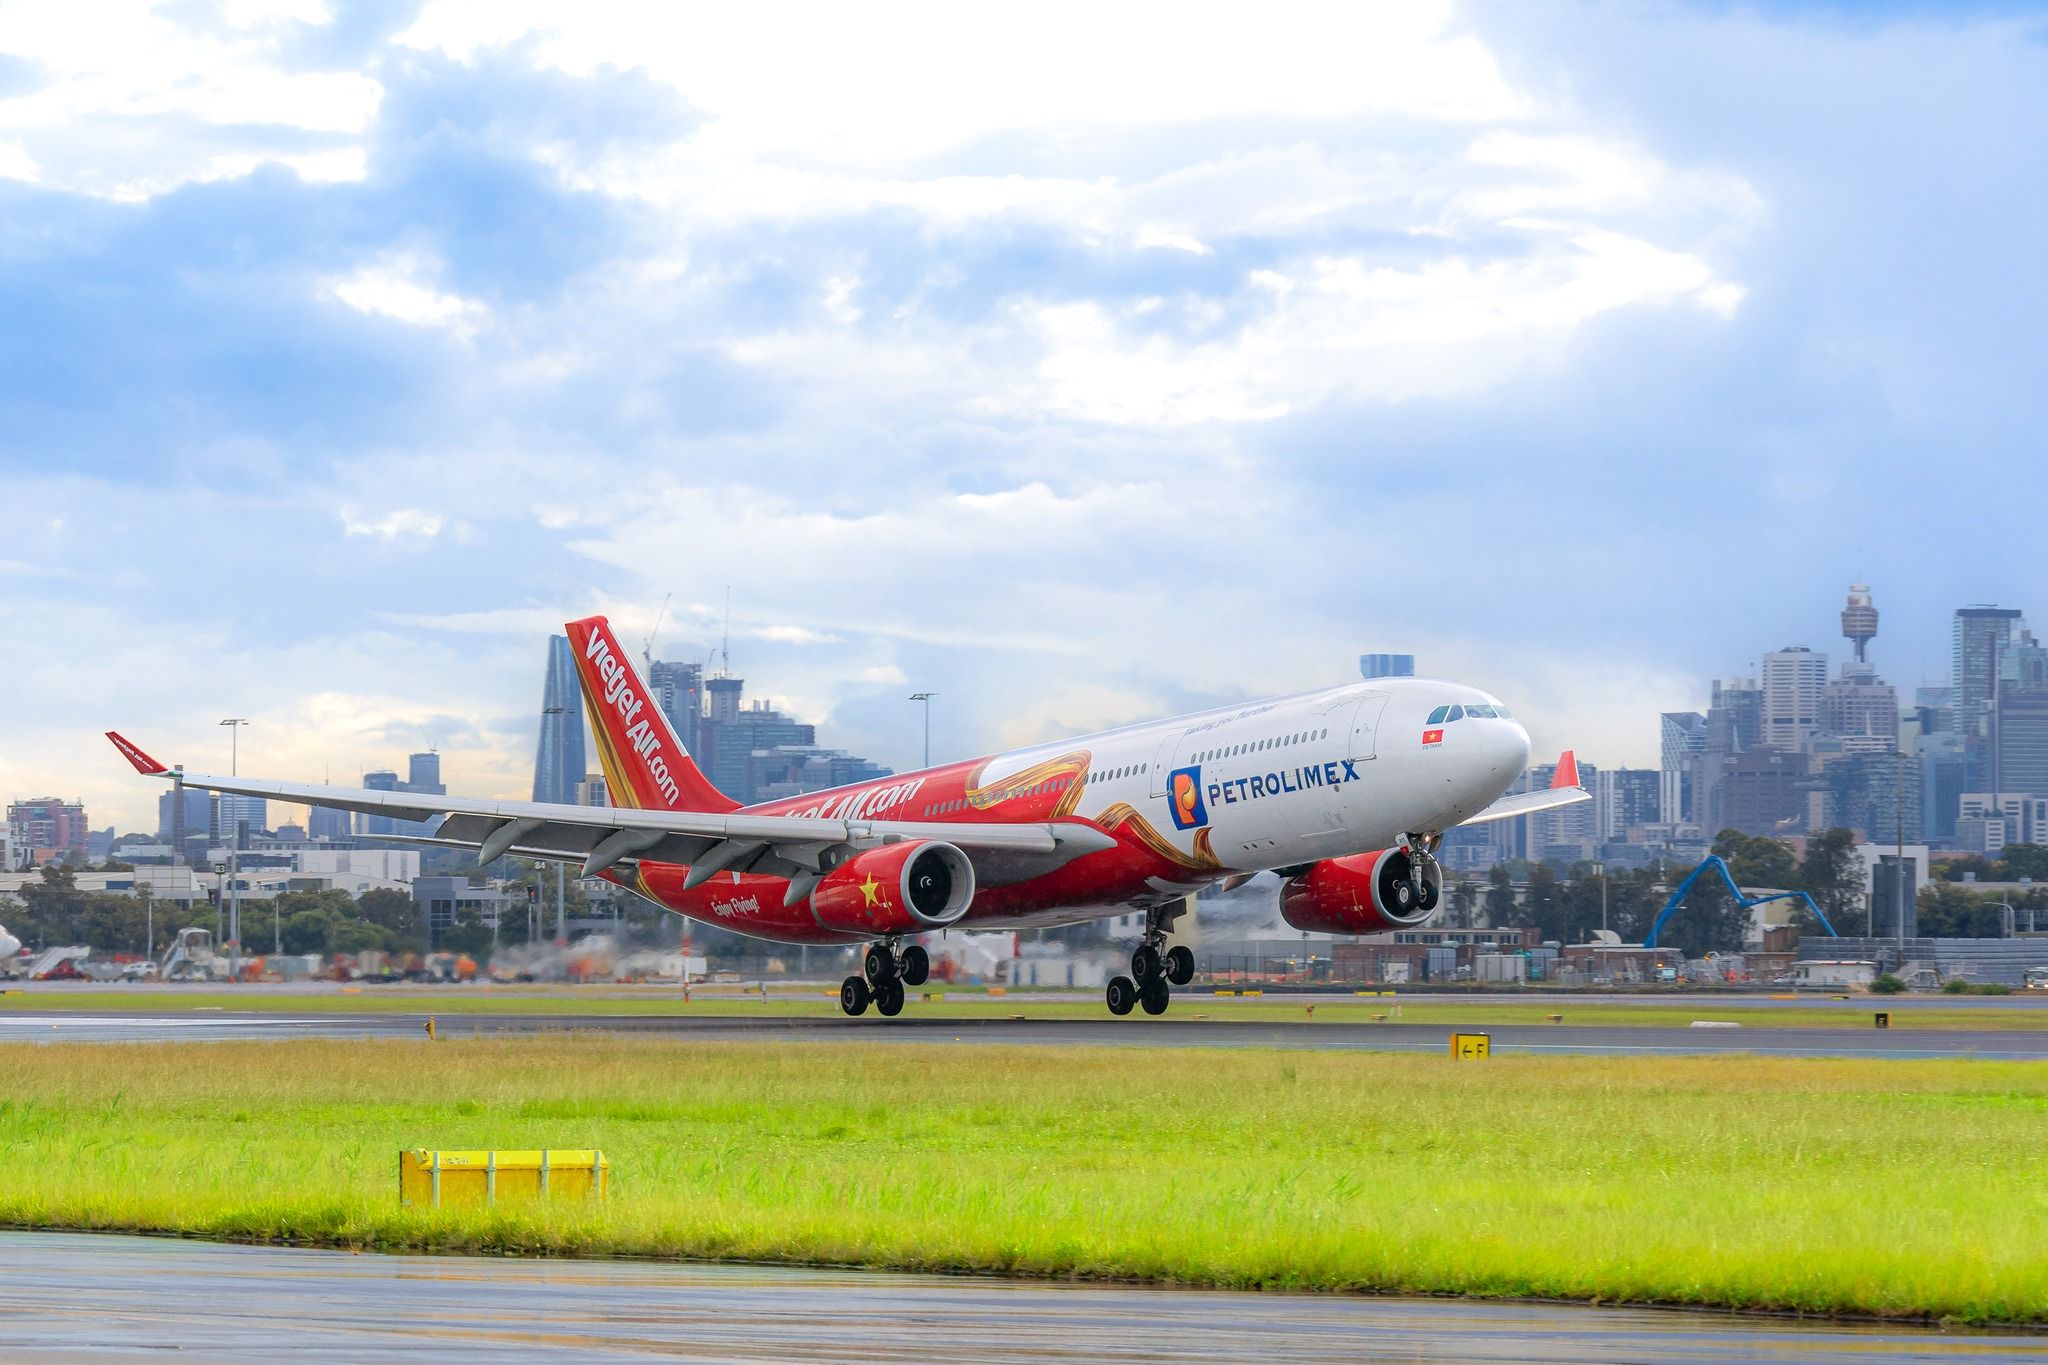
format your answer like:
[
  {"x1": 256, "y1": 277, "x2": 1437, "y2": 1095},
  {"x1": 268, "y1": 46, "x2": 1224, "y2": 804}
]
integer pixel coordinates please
[
  {"x1": 563, "y1": 615, "x2": 738, "y2": 813},
  {"x1": 1550, "y1": 750, "x2": 1580, "y2": 790}
]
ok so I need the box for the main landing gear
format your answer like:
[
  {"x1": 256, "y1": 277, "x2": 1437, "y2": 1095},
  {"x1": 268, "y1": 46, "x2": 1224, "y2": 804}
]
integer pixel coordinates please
[
  {"x1": 1105, "y1": 902, "x2": 1194, "y2": 1017},
  {"x1": 839, "y1": 938, "x2": 930, "y2": 1018}
]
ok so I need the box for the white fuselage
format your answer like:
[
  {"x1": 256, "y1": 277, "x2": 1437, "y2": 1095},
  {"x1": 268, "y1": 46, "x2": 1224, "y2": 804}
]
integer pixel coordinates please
[{"x1": 900, "y1": 676, "x2": 1531, "y2": 880}]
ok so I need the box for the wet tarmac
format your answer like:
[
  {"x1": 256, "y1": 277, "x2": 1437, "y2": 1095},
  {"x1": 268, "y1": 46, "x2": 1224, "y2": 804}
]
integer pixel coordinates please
[
  {"x1": 1, "y1": 1008, "x2": 2045, "y2": 1057},
  {"x1": 0, "y1": 1231, "x2": 2037, "y2": 1363}
]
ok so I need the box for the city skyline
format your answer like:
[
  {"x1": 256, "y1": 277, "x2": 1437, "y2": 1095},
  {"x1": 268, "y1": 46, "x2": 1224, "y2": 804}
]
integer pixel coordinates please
[
  {"x1": 13, "y1": 580, "x2": 2038, "y2": 843},
  {"x1": 7, "y1": 5, "x2": 2048, "y2": 832}
]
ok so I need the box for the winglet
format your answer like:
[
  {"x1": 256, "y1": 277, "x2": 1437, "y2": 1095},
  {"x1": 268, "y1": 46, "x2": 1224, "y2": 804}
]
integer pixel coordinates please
[
  {"x1": 1550, "y1": 750, "x2": 1580, "y2": 790},
  {"x1": 106, "y1": 731, "x2": 168, "y2": 776}
]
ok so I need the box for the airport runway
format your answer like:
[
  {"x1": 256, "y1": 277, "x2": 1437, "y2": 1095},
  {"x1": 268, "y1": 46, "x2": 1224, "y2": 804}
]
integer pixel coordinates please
[
  {"x1": 0, "y1": 1231, "x2": 2035, "y2": 1363},
  {"x1": 3, "y1": 1008, "x2": 2047, "y2": 1057}
]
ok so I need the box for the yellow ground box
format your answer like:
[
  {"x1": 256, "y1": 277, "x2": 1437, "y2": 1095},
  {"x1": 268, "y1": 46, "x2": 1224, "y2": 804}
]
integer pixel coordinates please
[
  {"x1": 399, "y1": 1149, "x2": 609, "y2": 1208},
  {"x1": 1449, "y1": 1032, "x2": 1491, "y2": 1060}
]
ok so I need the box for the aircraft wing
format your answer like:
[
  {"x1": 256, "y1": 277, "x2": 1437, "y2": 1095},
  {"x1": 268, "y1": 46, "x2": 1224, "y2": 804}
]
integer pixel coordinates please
[
  {"x1": 1458, "y1": 749, "x2": 1592, "y2": 827},
  {"x1": 106, "y1": 733, "x2": 1113, "y2": 891}
]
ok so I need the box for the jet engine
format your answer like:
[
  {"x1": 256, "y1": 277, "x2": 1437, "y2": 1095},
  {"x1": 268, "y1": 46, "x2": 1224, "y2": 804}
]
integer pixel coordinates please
[
  {"x1": 1278, "y1": 848, "x2": 1442, "y2": 935},
  {"x1": 810, "y1": 840, "x2": 976, "y2": 936}
]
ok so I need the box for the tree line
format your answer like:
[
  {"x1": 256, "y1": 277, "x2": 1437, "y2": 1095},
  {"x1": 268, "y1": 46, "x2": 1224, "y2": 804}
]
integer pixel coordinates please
[{"x1": 1439, "y1": 828, "x2": 2026, "y2": 955}]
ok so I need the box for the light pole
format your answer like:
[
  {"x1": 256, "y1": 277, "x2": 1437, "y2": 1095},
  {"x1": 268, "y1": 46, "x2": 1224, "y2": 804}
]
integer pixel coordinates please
[
  {"x1": 219, "y1": 719, "x2": 247, "y2": 978},
  {"x1": 908, "y1": 692, "x2": 937, "y2": 768},
  {"x1": 541, "y1": 705, "x2": 569, "y2": 943},
  {"x1": 1991, "y1": 900, "x2": 2016, "y2": 940},
  {"x1": 1593, "y1": 861, "x2": 1608, "y2": 935}
]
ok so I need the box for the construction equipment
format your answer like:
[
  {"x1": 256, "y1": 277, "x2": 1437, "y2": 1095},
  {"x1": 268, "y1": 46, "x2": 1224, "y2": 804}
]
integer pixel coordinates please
[{"x1": 1643, "y1": 856, "x2": 1841, "y2": 949}]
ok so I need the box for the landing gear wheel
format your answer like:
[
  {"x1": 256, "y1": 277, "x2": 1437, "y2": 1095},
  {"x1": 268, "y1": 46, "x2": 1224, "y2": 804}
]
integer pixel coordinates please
[
  {"x1": 1139, "y1": 979, "x2": 1171, "y2": 1016},
  {"x1": 839, "y1": 976, "x2": 871, "y2": 1017},
  {"x1": 900, "y1": 944, "x2": 930, "y2": 987},
  {"x1": 1389, "y1": 878, "x2": 1418, "y2": 914},
  {"x1": 864, "y1": 944, "x2": 897, "y2": 986},
  {"x1": 1165, "y1": 945, "x2": 1195, "y2": 987},
  {"x1": 875, "y1": 979, "x2": 906, "y2": 1017},
  {"x1": 1131, "y1": 944, "x2": 1163, "y2": 984},
  {"x1": 1415, "y1": 878, "x2": 1440, "y2": 913},
  {"x1": 1106, "y1": 976, "x2": 1137, "y2": 1016}
]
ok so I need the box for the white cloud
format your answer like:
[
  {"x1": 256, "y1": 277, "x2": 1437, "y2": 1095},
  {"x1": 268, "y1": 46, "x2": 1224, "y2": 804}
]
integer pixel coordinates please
[
  {"x1": 328, "y1": 255, "x2": 490, "y2": 339},
  {"x1": 0, "y1": 137, "x2": 37, "y2": 183},
  {"x1": 339, "y1": 507, "x2": 447, "y2": 542},
  {"x1": 399, "y1": 1, "x2": 1527, "y2": 165},
  {"x1": 0, "y1": 0, "x2": 378, "y2": 199}
]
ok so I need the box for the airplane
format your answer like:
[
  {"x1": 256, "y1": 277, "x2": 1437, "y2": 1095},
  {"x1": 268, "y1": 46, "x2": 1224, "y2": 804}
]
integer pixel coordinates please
[
  {"x1": 0, "y1": 923, "x2": 17, "y2": 962},
  {"x1": 107, "y1": 615, "x2": 1589, "y2": 1018}
]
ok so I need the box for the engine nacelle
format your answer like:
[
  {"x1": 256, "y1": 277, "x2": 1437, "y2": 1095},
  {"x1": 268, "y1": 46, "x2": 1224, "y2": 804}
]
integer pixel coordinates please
[
  {"x1": 1279, "y1": 848, "x2": 1442, "y2": 935},
  {"x1": 811, "y1": 840, "x2": 975, "y2": 936}
]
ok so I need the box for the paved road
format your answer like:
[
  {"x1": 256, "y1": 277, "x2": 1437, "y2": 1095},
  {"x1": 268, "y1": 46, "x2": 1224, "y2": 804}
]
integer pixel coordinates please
[
  {"x1": 2, "y1": 1008, "x2": 2047, "y2": 1056},
  {"x1": 0, "y1": 1231, "x2": 2035, "y2": 1363}
]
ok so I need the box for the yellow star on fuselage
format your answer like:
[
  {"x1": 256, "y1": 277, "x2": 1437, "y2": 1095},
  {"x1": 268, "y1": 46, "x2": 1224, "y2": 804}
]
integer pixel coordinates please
[{"x1": 860, "y1": 874, "x2": 884, "y2": 907}]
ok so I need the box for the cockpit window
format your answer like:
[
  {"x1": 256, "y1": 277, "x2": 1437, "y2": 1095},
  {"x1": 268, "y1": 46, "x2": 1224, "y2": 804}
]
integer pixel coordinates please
[
  {"x1": 1426, "y1": 705, "x2": 1450, "y2": 725},
  {"x1": 1446, "y1": 704, "x2": 1465, "y2": 722},
  {"x1": 1495, "y1": 705, "x2": 1513, "y2": 719},
  {"x1": 1467, "y1": 704, "x2": 1496, "y2": 719}
]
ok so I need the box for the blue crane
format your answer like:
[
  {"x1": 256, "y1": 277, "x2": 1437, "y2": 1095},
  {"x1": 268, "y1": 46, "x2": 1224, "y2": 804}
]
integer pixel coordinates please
[{"x1": 1642, "y1": 855, "x2": 1841, "y2": 949}]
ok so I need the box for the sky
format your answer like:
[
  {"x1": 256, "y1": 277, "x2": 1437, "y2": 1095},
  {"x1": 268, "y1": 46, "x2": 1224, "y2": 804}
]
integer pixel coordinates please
[{"x1": 4, "y1": 0, "x2": 2047, "y2": 834}]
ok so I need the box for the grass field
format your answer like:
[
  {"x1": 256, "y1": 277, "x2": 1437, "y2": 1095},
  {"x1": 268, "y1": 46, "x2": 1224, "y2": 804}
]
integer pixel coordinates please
[
  {"x1": 5, "y1": 985, "x2": 2047, "y2": 1031},
  {"x1": 0, "y1": 1036, "x2": 2043, "y2": 1322}
]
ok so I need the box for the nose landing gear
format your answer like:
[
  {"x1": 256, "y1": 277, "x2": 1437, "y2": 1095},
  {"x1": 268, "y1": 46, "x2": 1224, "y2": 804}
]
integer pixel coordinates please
[
  {"x1": 1104, "y1": 901, "x2": 1194, "y2": 1017},
  {"x1": 840, "y1": 938, "x2": 931, "y2": 1018}
]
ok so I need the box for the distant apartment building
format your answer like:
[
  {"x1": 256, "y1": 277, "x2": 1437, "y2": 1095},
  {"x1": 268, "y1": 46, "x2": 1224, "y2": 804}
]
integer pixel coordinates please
[{"x1": 5, "y1": 797, "x2": 87, "y2": 859}]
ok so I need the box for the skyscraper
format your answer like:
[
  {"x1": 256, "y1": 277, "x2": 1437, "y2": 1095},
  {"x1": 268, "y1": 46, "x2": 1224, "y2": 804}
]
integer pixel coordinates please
[
  {"x1": 1760, "y1": 648, "x2": 1828, "y2": 751},
  {"x1": 649, "y1": 659, "x2": 703, "y2": 756},
  {"x1": 358, "y1": 770, "x2": 400, "y2": 838},
  {"x1": 306, "y1": 804, "x2": 352, "y2": 841},
  {"x1": 1659, "y1": 712, "x2": 1706, "y2": 823},
  {"x1": 1359, "y1": 654, "x2": 1416, "y2": 680},
  {"x1": 1953, "y1": 606, "x2": 2023, "y2": 739},
  {"x1": 408, "y1": 751, "x2": 443, "y2": 794},
  {"x1": 214, "y1": 793, "x2": 266, "y2": 847},
  {"x1": 1994, "y1": 632, "x2": 2048, "y2": 797},
  {"x1": 532, "y1": 634, "x2": 586, "y2": 806}
]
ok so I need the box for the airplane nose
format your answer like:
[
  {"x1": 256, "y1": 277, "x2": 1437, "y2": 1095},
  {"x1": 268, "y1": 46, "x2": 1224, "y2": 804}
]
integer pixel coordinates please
[{"x1": 1498, "y1": 719, "x2": 1532, "y2": 777}]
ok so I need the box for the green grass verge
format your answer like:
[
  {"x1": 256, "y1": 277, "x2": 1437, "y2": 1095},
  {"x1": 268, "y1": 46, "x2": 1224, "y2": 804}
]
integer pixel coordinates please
[
  {"x1": 0, "y1": 1037, "x2": 2043, "y2": 1322},
  {"x1": 6, "y1": 986, "x2": 2048, "y2": 1031}
]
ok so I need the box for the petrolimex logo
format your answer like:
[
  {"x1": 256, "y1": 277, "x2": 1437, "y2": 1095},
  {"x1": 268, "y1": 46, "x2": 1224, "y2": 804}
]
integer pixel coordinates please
[{"x1": 1168, "y1": 765, "x2": 1208, "y2": 830}]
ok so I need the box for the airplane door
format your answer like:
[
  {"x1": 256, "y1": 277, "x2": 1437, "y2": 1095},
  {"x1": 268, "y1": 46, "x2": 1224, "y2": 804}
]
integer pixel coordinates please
[
  {"x1": 1148, "y1": 727, "x2": 1190, "y2": 799},
  {"x1": 1344, "y1": 692, "x2": 1389, "y2": 761}
]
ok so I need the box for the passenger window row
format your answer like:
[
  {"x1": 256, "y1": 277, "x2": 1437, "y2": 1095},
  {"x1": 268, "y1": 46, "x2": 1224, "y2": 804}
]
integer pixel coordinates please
[
  {"x1": 1191, "y1": 727, "x2": 1328, "y2": 765},
  {"x1": 923, "y1": 775, "x2": 1072, "y2": 818}
]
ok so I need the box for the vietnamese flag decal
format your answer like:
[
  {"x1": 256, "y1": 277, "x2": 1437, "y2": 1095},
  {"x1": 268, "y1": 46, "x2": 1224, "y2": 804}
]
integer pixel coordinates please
[{"x1": 1422, "y1": 728, "x2": 1444, "y2": 747}]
